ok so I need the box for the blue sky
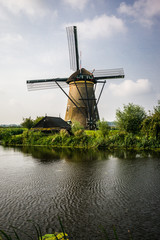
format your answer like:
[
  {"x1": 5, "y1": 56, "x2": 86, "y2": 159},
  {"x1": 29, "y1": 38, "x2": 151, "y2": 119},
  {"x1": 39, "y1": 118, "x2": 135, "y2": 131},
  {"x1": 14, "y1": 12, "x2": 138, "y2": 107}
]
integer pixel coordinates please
[{"x1": 0, "y1": 0, "x2": 160, "y2": 124}]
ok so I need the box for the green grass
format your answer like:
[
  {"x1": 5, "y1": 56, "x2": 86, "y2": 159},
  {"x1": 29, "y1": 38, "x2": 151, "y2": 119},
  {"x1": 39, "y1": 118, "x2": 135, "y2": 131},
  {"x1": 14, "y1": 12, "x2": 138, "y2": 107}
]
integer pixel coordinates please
[
  {"x1": 0, "y1": 220, "x2": 133, "y2": 240},
  {"x1": 1, "y1": 128, "x2": 160, "y2": 150},
  {"x1": 0, "y1": 218, "x2": 69, "y2": 240}
]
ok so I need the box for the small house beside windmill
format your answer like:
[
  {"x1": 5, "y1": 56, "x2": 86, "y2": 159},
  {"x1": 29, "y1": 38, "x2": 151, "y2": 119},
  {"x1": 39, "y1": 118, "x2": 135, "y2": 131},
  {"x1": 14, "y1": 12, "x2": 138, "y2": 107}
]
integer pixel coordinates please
[
  {"x1": 27, "y1": 26, "x2": 125, "y2": 130},
  {"x1": 32, "y1": 116, "x2": 71, "y2": 132}
]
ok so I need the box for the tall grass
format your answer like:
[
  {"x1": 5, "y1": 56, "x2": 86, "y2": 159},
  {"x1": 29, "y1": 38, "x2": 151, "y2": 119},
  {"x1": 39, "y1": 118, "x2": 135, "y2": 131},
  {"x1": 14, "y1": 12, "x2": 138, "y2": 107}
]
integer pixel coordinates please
[
  {"x1": 0, "y1": 127, "x2": 160, "y2": 150},
  {"x1": 0, "y1": 220, "x2": 133, "y2": 240},
  {"x1": 0, "y1": 218, "x2": 69, "y2": 240}
]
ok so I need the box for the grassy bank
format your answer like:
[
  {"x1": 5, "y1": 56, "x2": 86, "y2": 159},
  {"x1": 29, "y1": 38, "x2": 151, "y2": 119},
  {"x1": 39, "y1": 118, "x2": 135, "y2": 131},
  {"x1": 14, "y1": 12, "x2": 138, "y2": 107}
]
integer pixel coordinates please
[{"x1": 0, "y1": 127, "x2": 160, "y2": 150}]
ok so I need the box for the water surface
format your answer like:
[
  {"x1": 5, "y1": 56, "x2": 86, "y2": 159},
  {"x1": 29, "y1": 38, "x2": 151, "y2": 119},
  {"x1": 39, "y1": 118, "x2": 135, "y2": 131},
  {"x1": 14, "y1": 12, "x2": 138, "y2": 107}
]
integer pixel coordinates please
[{"x1": 0, "y1": 146, "x2": 160, "y2": 239}]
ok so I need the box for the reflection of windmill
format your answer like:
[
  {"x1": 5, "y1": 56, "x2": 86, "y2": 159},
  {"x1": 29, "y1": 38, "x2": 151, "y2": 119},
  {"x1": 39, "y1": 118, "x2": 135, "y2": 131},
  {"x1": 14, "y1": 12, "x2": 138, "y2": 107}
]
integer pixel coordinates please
[{"x1": 27, "y1": 26, "x2": 124, "y2": 129}]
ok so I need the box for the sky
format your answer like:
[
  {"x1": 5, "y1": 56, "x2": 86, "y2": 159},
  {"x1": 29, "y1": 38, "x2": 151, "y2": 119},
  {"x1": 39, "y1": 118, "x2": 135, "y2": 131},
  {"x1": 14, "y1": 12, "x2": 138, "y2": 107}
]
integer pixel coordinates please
[{"x1": 0, "y1": 0, "x2": 160, "y2": 124}]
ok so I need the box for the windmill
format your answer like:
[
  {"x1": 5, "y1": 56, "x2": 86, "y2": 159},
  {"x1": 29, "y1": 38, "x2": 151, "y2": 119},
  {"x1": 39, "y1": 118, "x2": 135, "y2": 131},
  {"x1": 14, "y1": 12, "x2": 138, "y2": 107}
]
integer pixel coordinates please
[{"x1": 27, "y1": 26, "x2": 124, "y2": 129}]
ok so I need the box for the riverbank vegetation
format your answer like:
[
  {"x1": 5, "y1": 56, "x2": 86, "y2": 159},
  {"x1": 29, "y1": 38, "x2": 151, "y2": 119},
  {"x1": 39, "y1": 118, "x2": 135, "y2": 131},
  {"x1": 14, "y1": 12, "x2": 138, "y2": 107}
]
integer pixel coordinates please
[
  {"x1": 0, "y1": 218, "x2": 133, "y2": 240},
  {"x1": 0, "y1": 103, "x2": 160, "y2": 150}
]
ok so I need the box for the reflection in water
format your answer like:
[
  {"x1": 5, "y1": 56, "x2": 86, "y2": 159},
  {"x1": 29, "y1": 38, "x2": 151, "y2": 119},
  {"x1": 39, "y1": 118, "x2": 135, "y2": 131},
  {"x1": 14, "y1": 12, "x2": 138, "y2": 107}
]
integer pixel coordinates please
[
  {"x1": 11, "y1": 145, "x2": 159, "y2": 163},
  {"x1": 14, "y1": 146, "x2": 112, "y2": 163},
  {"x1": 0, "y1": 146, "x2": 160, "y2": 240}
]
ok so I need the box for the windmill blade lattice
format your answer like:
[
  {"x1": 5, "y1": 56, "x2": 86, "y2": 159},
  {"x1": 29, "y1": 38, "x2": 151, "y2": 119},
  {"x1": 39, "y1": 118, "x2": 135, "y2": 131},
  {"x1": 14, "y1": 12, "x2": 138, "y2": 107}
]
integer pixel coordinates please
[
  {"x1": 93, "y1": 68, "x2": 124, "y2": 80},
  {"x1": 27, "y1": 78, "x2": 68, "y2": 91},
  {"x1": 66, "y1": 26, "x2": 79, "y2": 71}
]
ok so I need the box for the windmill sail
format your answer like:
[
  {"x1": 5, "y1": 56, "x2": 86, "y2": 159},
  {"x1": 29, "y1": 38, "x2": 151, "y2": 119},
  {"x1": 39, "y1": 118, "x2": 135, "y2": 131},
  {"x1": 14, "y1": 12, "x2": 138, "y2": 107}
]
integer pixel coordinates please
[
  {"x1": 66, "y1": 26, "x2": 79, "y2": 71},
  {"x1": 93, "y1": 68, "x2": 124, "y2": 80},
  {"x1": 27, "y1": 78, "x2": 68, "y2": 91}
]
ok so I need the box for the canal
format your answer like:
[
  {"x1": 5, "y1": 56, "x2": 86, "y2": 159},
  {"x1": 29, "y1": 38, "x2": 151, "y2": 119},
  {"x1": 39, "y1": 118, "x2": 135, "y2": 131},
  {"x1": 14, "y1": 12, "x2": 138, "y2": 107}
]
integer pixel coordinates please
[{"x1": 0, "y1": 145, "x2": 160, "y2": 239}]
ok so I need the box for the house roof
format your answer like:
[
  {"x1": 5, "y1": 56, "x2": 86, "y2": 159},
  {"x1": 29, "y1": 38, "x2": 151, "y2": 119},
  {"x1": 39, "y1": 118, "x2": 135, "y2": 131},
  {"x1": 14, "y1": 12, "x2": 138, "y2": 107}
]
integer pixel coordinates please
[{"x1": 33, "y1": 116, "x2": 71, "y2": 130}]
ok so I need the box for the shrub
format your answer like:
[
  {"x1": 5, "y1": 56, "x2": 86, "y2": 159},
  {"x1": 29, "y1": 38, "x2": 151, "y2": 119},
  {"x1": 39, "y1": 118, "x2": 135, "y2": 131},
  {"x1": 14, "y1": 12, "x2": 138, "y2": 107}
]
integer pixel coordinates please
[
  {"x1": 9, "y1": 134, "x2": 23, "y2": 145},
  {"x1": 116, "y1": 103, "x2": 146, "y2": 134},
  {"x1": 74, "y1": 129, "x2": 84, "y2": 137},
  {"x1": 71, "y1": 121, "x2": 84, "y2": 135},
  {"x1": 0, "y1": 128, "x2": 24, "y2": 145},
  {"x1": 124, "y1": 133, "x2": 137, "y2": 148},
  {"x1": 0, "y1": 128, "x2": 24, "y2": 140},
  {"x1": 21, "y1": 131, "x2": 44, "y2": 145},
  {"x1": 60, "y1": 129, "x2": 69, "y2": 138},
  {"x1": 51, "y1": 134, "x2": 62, "y2": 146},
  {"x1": 96, "y1": 137, "x2": 110, "y2": 149},
  {"x1": 97, "y1": 119, "x2": 110, "y2": 138}
]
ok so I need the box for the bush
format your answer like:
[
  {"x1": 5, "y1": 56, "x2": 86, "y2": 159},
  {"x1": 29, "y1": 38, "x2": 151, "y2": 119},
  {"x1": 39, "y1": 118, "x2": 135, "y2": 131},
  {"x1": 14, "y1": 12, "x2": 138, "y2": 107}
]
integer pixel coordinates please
[
  {"x1": 116, "y1": 103, "x2": 146, "y2": 134},
  {"x1": 96, "y1": 137, "x2": 108, "y2": 148},
  {"x1": 74, "y1": 129, "x2": 84, "y2": 137},
  {"x1": 60, "y1": 129, "x2": 69, "y2": 138},
  {"x1": 71, "y1": 121, "x2": 84, "y2": 135},
  {"x1": 9, "y1": 134, "x2": 23, "y2": 145},
  {"x1": 21, "y1": 131, "x2": 44, "y2": 145},
  {"x1": 51, "y1": 134, "x2": 62, "y2": 146},
  {"x1": 74, "y1": 134, "x2": 90, "y2": 148},
  {"x1": 124, "y1": 133, "x2": 137, "y2": 148},
  {"x1": 0, "y1": 128, "x2": 24, "y2": 144},
  {"x1": 107, "y1": 131, "x2": 126, "y2": 148},
  {"x1": 97, "y1": 119, "x2": 110, "y2": 138},
  {"x1": 142, "y1": 111, "x2": 160, "y2": 141}
]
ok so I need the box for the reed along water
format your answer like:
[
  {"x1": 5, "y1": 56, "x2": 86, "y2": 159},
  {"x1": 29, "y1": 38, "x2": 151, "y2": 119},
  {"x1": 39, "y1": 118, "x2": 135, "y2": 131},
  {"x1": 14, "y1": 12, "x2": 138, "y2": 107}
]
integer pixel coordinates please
[{"x1": 0, "y1": 145, "x2": 160, "y2": 239}]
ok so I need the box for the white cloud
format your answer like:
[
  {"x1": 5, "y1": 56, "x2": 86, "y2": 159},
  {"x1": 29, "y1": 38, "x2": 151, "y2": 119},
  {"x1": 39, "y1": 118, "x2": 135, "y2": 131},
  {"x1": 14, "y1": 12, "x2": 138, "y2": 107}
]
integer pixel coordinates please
[
  {"x1": 63, "y1": 0, "x2": 89, "y2": 10},
  {"x1": 0, "y1": 0, "x2": 53, "y2": 17},
  {"x1": 0, "y1": 33, "x2": 23, "y2": 44},
  {"x1": 118, "y1": 0, "x2": 160, "y2": 27},
  {"x1": 67, "y1": 14, "x2": 126, "y2": 39},
  {"x1": 108, "y1": 79, "x2": 151, "y2": 97},
  {"x1": 0, "y1": 88, "x2": 5, "y2": 95},
  {"x1": 0, "y1": 5, "x2": 8, "y2": 20},
  {"x1": 8, "y1": 98, "x2": 18, "y2": 106}
]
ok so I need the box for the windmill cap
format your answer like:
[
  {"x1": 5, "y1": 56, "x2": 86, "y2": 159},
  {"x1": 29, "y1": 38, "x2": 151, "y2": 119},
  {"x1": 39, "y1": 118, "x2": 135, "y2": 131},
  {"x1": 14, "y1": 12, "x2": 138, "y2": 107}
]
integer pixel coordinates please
[{"x1": 67, "y1": 68, "x2": 94, "y2": 83}]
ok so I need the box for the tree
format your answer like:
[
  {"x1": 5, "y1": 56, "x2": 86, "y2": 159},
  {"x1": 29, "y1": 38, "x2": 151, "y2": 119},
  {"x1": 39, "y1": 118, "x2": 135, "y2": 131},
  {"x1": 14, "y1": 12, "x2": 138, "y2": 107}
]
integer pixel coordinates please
[
  {"x1": 21, "y1": 117, "x2": 34, "y2": 129},
  {"x1": 154, "y1": 100, "x2": 160, "y2": 113},
  {"x1": 116, "y1": 103, "x2": 146, "y2": 134},
  {"x1": 34, "y1": 116, "x2": 43, "y2": 125},
  {"x1": 142, "y1": 110, "x2": 160, "y2": 140},
  {"x1": 21, "y1": 116, "x2": 43, "y2": 129},
  {"x1": 151, "y1": 111, "x2": 160, "y2": 140},
  {"x1": 97, "y1": 119, "x2": 110, "y2": 138},
  {"x1": 141, "y1": 115, "x2": 152, "y2": 138}
]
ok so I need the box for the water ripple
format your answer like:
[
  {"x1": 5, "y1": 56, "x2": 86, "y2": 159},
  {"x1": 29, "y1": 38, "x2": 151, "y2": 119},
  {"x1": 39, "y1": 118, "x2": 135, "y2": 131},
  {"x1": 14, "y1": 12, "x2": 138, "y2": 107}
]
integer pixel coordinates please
[{"x1": 0, "y1": 146, "x2": 160, "y2": 240}]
